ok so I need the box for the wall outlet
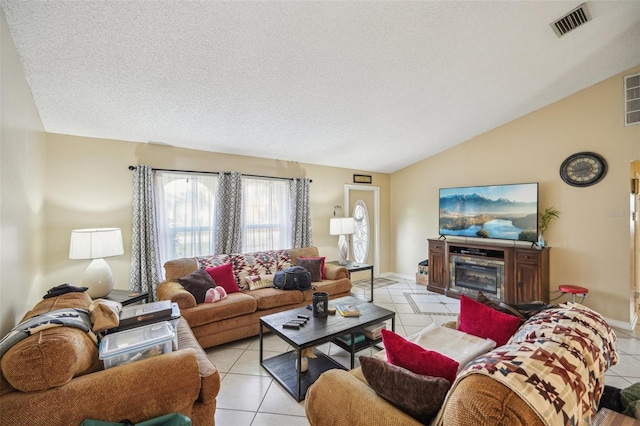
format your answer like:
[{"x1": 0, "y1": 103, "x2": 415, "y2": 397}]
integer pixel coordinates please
[{"x1": 334, "y1": 205, "x2": 342, "y2": 210}]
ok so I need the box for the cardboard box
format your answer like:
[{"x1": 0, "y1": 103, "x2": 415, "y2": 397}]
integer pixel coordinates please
[
  {"x1": 416, "y1": 272, "x2": 429, "y2": 286},
  {"x1": 99, "y1": 321, "x2": 175, "y2": 369}
]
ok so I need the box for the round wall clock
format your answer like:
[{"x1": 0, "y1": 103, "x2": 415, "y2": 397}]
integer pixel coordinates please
[{"x1": 559, "y1": 152, "x2": 608, "y2": 187}]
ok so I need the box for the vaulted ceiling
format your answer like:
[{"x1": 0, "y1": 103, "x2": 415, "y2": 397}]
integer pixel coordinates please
[{"x1": 2, "y1": 1, "x2": 639, "y2": 173}]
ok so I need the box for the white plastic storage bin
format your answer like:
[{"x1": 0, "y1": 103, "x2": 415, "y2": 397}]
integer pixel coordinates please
[{"x1": 99, "y1": 321, "x2": 175, "y2": 369}]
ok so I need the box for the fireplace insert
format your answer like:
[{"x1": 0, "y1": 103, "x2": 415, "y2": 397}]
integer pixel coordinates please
[{"x1": 448, "y1": 255, "x2": 505, "y2": 302}]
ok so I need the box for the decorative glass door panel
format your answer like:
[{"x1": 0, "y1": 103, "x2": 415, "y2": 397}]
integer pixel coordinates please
[{"x1": 352, "y1": 200, "x2": 369, "y2": 264}]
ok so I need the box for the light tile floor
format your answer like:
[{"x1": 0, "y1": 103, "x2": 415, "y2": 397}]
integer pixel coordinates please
[{"x1": 206, "y1": 277, "x2": 640, "y2": 426}]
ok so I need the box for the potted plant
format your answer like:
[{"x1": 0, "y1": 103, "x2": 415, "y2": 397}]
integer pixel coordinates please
[{"x1": 538, "y1": 207, "x2": 560, "y2": 248}]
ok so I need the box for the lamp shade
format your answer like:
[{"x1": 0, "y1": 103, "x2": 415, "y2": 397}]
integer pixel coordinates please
[
  {"x1": 69, "y1": 228, "x2": 124, "y2": 298},
  {"x1": 69, "y1": 228, "x2": 124, "y2": 259},
  {"x1": 329, "y1": 217, "x2": 355, "y2": 236}
]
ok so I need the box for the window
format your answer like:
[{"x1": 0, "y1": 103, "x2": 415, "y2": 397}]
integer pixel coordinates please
[
  {"x1": 154, "y1": 172, "x2": 294, "y2": 268},
  {"x1": 155, "y1": 172, "x2": 218, "y2": 264},
  {"x1": 242, "y1": 177, "x2": 291, "y2": 252}
]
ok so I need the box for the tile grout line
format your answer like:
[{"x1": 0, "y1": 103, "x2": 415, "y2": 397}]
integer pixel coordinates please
[{"x1": 403, "y1": 291, "x2": 459, "y2": 316}]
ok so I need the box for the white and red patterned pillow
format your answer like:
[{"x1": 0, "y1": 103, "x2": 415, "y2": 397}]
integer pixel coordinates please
[{"x1": 244, "y1": 274, "x2": 275, "y2": 290}]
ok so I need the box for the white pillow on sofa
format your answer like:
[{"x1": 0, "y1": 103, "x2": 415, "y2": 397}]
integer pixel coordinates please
[{"x1": 376, "y1": 323, "x2": 496, "y2": 372}]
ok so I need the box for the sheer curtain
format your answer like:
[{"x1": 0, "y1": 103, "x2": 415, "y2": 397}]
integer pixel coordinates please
[
  {"x1": 155, "y1": 171, "x2": 218, "y2": 274},
  {"x1": 130, "y1": 165, "x2": 162, "y2": 300},
  {"x1": 242, "y1": 177, "x2": 291, "y2": 252}
]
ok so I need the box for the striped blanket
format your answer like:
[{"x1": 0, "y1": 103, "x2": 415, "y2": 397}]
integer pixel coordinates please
[{"x1": 0, "y1": 308, "x2": 96, "y2": 359}]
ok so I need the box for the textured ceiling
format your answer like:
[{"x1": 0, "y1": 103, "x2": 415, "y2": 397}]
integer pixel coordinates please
[{"x1": 2, "y1": 1, "x2": 639, "y2": 173}]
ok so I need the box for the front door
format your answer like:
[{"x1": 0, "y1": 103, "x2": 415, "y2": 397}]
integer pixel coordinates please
[
  {"x1": 632, "y1": 169, "x2": 640, "y2": 321},
  {"x1": 345, "y1": 185, "x2": 379, "y2": 277}
]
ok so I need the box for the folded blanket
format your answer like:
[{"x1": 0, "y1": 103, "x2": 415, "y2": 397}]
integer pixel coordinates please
[
  {"x1": 89, "y1": 299, "x2": 122, "y2": 332},
  {"x1": 375, "y1": 322, "x2": 496, "y2": 371}
]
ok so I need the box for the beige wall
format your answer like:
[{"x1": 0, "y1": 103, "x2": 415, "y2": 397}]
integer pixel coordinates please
[
  {"x1": 1, "y1": 11, "x2": 46, "y2": 336},
  {"x1": 44, "y1": 134, "x2": 391, "y2": 297},
  {"x1": 391, "y1": 64, "x2": 640, "y2": 325}
]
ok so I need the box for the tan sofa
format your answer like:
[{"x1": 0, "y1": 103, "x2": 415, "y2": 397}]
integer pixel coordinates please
[
  {"x1": 306, "y1": 368, "x2": 543, "y2": 426},
  {"x1": 0, "y1": 292, "x2": 219, "y2": 426},
  {"x1": 305, "y1": 303, "x2": 619, "y2": 426},
  {"x1": 157, "y1": 246, "x2": 352, "y2": 349}
]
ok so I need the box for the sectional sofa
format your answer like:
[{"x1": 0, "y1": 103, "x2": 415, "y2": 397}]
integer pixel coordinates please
[{"x1": 0, "y1": 292, "x2": 219, "y2": 426}]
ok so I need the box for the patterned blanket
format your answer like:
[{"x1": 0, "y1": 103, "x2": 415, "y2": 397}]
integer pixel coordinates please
[{"x1": 450, "y1": 303, "x2": 618, "y2": 425}]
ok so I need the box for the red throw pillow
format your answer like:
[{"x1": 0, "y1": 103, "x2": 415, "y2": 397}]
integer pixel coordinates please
[
  {"x1": 205, "y1": 263, "x2": 240, "y2": 294},
  {"x1": 381, "y1": 329, "x2": 459, "y2": 385},
  {"x1": 458, "y1": 294, "x2": 522, "y2": 346},
  {"x1": 298, "y1": 256, "x2": 326, "y2": 280}
]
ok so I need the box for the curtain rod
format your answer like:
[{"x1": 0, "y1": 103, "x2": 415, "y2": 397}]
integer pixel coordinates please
[{"x1": 128, "y1": 165, "x2": 311, "y2": 182}]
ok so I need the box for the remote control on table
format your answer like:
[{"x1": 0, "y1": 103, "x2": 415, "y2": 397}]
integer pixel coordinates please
[{"x1": 283, "y1": 322, "x2": 300, "y2": 329}]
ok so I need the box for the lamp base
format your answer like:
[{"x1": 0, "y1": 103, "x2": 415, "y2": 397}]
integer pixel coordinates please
[
  {"x1": 337, "y1": 235, "x2": 348, "y2": 266},
  {"x1": 81, "y1": 258, "x2": 114, "y2": 299}
]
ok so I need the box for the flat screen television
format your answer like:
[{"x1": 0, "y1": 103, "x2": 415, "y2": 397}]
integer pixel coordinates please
[{"x1": 439, "y1": 183, "x2": 539, "y2": 242}]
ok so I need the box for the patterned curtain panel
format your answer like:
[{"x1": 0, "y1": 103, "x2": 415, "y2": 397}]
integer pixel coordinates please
[
  {"x1": 215, "y1": 171, "x2": 243, "y2": 254},
  {"x1": 290, "y1": 178, "x2": 313, "y2": 248},
  {"x1": 130, "y1": 165, "x2": 162, "y2": 301}
]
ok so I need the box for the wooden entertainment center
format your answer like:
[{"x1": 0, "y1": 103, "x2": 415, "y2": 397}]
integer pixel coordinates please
[{"x1": 427, "y1": 238, "x2": 550, "y2": 304}]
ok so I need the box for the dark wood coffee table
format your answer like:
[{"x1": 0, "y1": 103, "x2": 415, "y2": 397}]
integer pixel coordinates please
[{"x1": 259, "y1": 295, "x2": 395, "y2": 401}]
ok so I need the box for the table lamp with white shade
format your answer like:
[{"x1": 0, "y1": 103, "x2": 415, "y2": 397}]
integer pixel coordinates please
[
  {"x1": 69, "y1": 228, "x2": 124, "y2": 298},
  {"x1": 329, "y1": 217, "x2": 355, "y2": 265}
]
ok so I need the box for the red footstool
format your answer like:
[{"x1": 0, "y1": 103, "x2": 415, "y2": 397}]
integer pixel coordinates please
[{"x1": 557, "y1": 284, "x2": 589, "y2": 303}]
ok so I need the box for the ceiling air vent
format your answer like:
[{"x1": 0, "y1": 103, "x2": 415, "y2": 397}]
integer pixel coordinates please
[
  {"x1": 625, "y1": 73, "x2": 640, "y2": 126},
  {"x1": 550, "y1": 3, "x2": 592, "y2": 37}
]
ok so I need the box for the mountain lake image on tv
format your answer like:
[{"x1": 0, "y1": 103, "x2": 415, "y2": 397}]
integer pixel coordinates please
[{"x1": 439, "y1": 183, "x2": 539, "y2": 242}]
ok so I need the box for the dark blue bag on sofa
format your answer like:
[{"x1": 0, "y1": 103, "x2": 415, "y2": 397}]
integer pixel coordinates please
[{"x1": 273, "y1": 266, "x2": 312, "y2": 290}]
